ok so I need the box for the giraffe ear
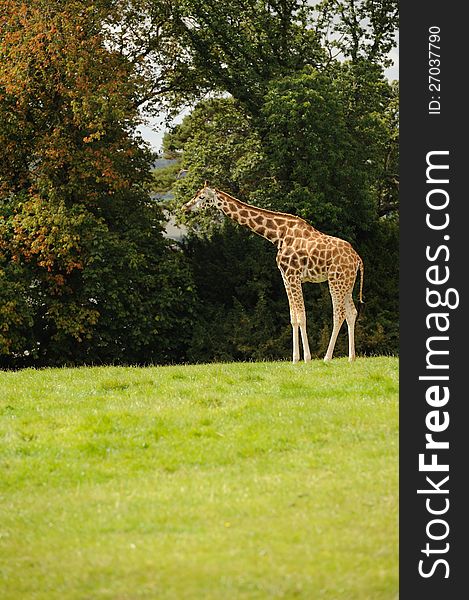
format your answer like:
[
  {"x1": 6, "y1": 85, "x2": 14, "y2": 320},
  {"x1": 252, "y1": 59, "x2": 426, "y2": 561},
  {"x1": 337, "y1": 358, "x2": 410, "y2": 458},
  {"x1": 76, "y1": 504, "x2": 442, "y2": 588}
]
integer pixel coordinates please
[{"x1": 204, "y1": 180, "x2": 209, "y2": 188}]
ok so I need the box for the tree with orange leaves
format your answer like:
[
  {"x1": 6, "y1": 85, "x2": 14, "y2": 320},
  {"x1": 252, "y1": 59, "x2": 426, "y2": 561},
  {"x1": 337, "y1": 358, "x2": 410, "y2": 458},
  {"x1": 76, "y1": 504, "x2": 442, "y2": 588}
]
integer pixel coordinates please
[{"x1": 0, "y1": 1, "x2": 195, "y2": 366}]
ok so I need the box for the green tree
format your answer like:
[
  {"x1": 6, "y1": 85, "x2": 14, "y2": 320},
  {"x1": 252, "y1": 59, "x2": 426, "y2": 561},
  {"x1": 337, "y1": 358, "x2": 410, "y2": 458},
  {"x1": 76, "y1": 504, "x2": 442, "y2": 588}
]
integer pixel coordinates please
[
  {"x1": 154, "y1": 0, "x2": 326, "y2": 117},
  {"x1": 261, "y1": 62, "x2": 397, "y2": 236},
  {"x1": 1, "y1": 0, "x2": 399, "y2": 365},
  {"x1": 183, "y1": 222, "x2": 291, "y2": 362},
  {"x1": 316, "y1": 0, "x2": 399, "y2": 66},
  {"x1": 375, "y1": 79, "x2": 399, "y2": 218},
  {"x1": 165, "y1": 66, "x2": 398, "y2": 360},
  {"x1": 167, "y1": 97, "x2": 264, "y2": 219},
  {"x1": 142, "y1": 0, "x2": 399, "y2": 360}
]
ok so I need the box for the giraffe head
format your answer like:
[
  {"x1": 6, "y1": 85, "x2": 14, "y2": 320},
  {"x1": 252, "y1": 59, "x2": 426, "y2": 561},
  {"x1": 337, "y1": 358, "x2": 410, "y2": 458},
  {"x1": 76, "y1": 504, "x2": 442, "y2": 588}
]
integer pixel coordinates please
[{"x1": 182, "y1": 183, "x2": 218, "y2": 213}]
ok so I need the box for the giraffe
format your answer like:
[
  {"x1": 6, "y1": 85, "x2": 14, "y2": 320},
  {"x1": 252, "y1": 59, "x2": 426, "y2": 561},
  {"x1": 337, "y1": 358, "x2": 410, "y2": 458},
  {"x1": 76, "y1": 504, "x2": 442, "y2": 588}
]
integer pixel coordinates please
[{"x1": 182, "y1": 185, "x2": 364, "y2": 363}]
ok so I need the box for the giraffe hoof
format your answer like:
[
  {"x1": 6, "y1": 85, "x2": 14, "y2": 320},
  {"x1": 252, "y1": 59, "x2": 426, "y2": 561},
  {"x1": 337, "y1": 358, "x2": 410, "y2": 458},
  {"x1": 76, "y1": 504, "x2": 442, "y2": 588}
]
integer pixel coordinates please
[{"x1": 304, "y1": 355, "x2": 312, "y2": 363}]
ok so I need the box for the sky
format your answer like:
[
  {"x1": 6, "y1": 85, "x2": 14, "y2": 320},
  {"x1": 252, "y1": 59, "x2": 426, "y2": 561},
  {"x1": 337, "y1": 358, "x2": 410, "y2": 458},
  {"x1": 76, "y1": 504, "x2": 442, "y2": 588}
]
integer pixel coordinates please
[{"x1": 138, "y1": 41, "x2": 399, "y2": 154}]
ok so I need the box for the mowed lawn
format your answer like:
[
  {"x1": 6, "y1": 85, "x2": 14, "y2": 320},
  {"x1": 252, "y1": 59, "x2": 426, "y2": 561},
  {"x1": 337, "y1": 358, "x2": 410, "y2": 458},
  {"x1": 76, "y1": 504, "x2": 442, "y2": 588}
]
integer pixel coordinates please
[{"x1": 0, "y1": 357, "x2": 398, "y2": 600}]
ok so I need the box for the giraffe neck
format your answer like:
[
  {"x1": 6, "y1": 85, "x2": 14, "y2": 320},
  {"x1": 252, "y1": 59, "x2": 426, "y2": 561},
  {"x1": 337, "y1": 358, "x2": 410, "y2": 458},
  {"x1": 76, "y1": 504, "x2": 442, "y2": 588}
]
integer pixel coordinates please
[{"x1": 214, "y1": 189, "x2": 287, "y2": 244}]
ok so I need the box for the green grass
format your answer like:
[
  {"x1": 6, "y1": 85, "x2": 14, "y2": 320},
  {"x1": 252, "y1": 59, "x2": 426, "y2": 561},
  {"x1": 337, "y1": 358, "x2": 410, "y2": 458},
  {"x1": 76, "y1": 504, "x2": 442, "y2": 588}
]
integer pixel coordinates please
[{"x1": 0, "y1": 357, "x2": 398, "y2": 599}]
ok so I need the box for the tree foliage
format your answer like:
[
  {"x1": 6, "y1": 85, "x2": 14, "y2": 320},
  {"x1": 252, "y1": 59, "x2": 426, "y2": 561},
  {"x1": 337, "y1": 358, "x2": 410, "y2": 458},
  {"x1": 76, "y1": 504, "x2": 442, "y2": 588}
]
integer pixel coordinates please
[
  {"x1": 315, "y1": 0, "x2": 399, "y2": 66},
  {"x1": 168, "y1": 0, "x2": 325, "y2": 117},
  {"x1": 163, "y1": 1, "x2": 399, "y2": 359},
  {"x1": 165, "y1": 74, "x2": 398, "y2": 359},
  {"x1": 0, "y1": 0, "x2": 196, "y2": 366},
  {"x1": 1, "y1": 0, "x2": 398, "y2": 366}
]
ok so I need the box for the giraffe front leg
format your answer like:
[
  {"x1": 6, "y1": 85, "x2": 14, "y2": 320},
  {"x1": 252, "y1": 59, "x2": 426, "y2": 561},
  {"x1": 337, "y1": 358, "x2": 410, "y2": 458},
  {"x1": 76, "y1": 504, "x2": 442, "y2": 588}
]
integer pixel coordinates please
[
  {"x1": 292, "y1": 323, "x2": 300, "y2": 363},
  {"x1": 286, "y1": 274, "x2": 311, "y2": 363},
  {"x1": 286, "y1": 288, "x2": 300, "y2": 363},
  {"x1": 280, "y1": 269, "x2": 301, "y2": 363},
  {"x1": 300, "y1": 323, "x2": 311, "y2": 363},
  {"x1": 289, "y1": 290, "x2": 301, "y2": 363},
  {"x1": 289, "y1": 276, "x2": 311, "y2": 362}
]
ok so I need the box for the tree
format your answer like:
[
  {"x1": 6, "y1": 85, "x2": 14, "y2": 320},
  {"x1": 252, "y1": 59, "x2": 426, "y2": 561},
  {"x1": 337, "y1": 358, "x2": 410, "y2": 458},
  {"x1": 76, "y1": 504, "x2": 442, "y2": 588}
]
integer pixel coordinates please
[
  {"x1": 145, "y1": 0, "x2": 326, "y2": 118},
  {"x1": 182, "y1": 222, "x2": 291, "y2": 362},
  {"x1": 1, "y1": 0, "x2": 399, "y2": 365},
  {"x1": 375, "y1": 79, "x2": 399, "y2": 218},
  {"x1": 145, "y1": 0, "x2": 399, "y2": 361},
  {"x1": 0, "y1": 0, "x2": 196, "y2": 366},
  {"x1": 166, "y1": 97, "x2": 264, "y2": 209},
  {"x1": 169, "y1": 61, "x2": 397, "y2": 235},
  {"x1": 315, "y1": 0, "x2": 399, "y2": 66},
  {"x1": 165, "y1": 61, "x2": 399, "y2": 360}
]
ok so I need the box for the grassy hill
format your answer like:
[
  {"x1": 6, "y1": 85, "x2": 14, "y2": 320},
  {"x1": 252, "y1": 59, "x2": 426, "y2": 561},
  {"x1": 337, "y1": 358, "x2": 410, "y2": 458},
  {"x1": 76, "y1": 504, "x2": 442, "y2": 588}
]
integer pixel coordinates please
[{"x1": 0, "y1": 357, "x2": 398, "y2": 599}]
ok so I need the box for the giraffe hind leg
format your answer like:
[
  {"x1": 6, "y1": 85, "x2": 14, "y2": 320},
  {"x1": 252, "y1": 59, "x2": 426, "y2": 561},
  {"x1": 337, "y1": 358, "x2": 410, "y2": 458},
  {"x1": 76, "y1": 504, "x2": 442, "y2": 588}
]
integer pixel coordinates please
[
  {"x1": 324, "y1": 281, "x2": 346, "y2": 362},
  {"x1": 344, "y1": 293, "x2": 358, "y2": 362}
]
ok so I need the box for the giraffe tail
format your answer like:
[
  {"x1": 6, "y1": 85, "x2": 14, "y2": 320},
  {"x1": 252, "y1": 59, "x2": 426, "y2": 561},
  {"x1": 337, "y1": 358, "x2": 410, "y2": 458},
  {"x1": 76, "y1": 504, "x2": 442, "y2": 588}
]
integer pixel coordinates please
[{"x1": 357, "y1": 257, "x2": 365, "y2": 318}]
